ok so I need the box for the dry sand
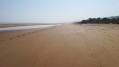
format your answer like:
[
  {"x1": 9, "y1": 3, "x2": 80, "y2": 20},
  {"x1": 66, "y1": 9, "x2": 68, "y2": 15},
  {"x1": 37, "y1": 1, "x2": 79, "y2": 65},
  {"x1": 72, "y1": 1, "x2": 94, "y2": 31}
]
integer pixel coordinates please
[{"x1": 0, "y1": 24, "x2": 119, "y2": 67}]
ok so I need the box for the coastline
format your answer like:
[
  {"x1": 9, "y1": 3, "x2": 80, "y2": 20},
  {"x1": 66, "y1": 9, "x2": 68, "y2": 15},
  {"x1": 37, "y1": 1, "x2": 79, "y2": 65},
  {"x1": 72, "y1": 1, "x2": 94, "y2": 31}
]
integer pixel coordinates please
[{"x1": 0, "y1": 23, "x2": 59, "y2": 28}]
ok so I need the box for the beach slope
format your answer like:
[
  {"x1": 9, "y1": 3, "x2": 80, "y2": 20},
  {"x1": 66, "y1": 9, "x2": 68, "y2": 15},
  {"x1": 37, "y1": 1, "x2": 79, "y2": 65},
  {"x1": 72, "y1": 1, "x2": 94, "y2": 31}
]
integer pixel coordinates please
[{"x1": 0, "y1": 24, "x2": 119, "y2": 67}]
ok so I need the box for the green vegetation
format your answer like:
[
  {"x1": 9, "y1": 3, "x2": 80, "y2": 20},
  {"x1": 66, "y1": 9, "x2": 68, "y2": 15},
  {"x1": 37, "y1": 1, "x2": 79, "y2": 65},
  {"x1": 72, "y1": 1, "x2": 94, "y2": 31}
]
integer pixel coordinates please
[{"x1": 76, "y1": 17, "x2": 119, "y2": 24}]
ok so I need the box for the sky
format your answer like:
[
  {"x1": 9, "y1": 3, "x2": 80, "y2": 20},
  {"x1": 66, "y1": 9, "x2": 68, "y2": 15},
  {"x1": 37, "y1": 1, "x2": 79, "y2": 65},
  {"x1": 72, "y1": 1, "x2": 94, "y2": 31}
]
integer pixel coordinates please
[{"x1": 0, "y1": 0, "x2": 119, "y2": 23}]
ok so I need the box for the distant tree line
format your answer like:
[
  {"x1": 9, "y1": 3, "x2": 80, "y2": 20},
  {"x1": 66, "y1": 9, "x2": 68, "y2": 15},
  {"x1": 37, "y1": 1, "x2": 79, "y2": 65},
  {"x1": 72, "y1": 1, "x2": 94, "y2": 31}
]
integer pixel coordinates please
[{"x1": 75, "y1": 17, "x2": 119, "y2": 24}]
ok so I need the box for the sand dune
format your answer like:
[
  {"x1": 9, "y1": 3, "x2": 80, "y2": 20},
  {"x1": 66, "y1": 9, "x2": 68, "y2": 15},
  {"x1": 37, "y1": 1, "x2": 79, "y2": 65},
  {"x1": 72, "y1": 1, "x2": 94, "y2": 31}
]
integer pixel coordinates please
[{"x1": 0, "y1": 24, "x2": 119, "y2": 67}]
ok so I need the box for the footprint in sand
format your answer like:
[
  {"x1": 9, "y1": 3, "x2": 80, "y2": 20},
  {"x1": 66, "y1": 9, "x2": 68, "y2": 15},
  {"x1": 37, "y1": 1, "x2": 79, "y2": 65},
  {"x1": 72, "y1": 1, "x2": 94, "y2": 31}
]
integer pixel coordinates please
[
  {"x1": 88, "y1": 48, "x2": 91, "y2": 51},
  {"x1": 9, "y1": 37, "x2": 14, "y2": 40},
  {"x1": 22, "y1": 34, "x2": 26, "y2": 36},
  {"x1": 30, "y1": 32, "x2": 33, "y2": 33},
  {"x1": 27, "y1": 33, "x2": 30, "y2": 34},
  {"x1": 33, "y1": 32, "x2": 35, "y2": 33},
  {"x1": 102, "y1": 47, "x2": 105, "y2": 49},
  {"x1": 100, "y1": 65, "x2": 103, "y2": 67},
  {"x1": 1, "y1": 40, "x2": 5, "y2": 41},
  {"x1": 16, "y1": 35, "x2": 21, "y2": 38},
  {"x1": 85, "y1": 30, "x2": 88, "y2": 31},
  {"x1": 112, "y1": 47, "x2": 114, "y2": 48},
  {"x1": 36, "y1": 31, "x2": 39, "y2": 32},
  {"x1": 117, "y1": 56, "x2": 119, "y2": 58},
  {"x1": 0, "y1": 40, "x2": 5, "y2": 43}
]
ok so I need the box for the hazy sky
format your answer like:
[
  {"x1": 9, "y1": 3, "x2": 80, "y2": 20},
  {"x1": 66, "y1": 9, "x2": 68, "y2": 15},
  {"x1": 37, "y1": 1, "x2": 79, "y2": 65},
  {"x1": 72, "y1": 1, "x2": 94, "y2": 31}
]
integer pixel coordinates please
[{"x1": 0, "y1": 0, "x2": 119, "y2": 23}]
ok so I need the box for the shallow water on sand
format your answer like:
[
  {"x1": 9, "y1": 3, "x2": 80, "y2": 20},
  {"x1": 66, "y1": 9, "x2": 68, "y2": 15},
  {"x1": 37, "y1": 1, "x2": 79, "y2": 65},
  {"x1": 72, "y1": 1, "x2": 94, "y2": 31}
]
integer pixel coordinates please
[{"x1": 0, "y1": 25, "x2": 58, "y2": 32}]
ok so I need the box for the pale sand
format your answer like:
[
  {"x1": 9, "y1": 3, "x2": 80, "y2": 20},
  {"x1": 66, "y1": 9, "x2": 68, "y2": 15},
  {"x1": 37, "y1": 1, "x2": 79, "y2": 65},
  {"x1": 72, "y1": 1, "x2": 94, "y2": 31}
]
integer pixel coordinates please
[{"x1": 0, "y1": 24, "x2": 119, "y2": 67}]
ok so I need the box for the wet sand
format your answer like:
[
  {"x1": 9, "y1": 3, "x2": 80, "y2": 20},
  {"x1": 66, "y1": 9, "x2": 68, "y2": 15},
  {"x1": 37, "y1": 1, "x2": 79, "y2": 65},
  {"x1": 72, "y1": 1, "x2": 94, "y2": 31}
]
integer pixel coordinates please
[
  {"x1": 0, "y1": 24, "x2": 119, "y2": 67},
  {"x1": 0, "y1": 24, "x2": 32, "y2": 28},
  {"x1": 0, "y1": 23, "x2": 57, "y2": 28}
]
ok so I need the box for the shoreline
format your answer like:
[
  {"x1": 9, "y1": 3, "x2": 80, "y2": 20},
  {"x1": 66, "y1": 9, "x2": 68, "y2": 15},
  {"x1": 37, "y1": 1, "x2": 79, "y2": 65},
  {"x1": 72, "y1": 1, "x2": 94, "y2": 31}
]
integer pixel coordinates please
[
  {"x1": 0, "y1": 23, "x2": 60, "y2": 28},
  {"x1": 0, "y1": 24, "x2": 60, "y2": 32}
]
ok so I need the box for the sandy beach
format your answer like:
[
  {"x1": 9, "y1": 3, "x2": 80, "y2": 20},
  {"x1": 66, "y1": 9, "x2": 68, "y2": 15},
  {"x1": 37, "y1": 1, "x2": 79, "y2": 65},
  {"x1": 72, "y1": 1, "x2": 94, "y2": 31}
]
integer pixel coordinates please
[{"x1": 0, "y1": 24, "x2": 119, "y2": 67}]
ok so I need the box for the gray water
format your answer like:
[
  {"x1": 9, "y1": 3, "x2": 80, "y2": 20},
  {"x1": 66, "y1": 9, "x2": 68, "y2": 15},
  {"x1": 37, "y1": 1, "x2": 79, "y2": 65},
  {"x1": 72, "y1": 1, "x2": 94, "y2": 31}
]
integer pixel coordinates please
[{"x1": 0, "y1": 25, "x2": 59, "y2": 32}]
